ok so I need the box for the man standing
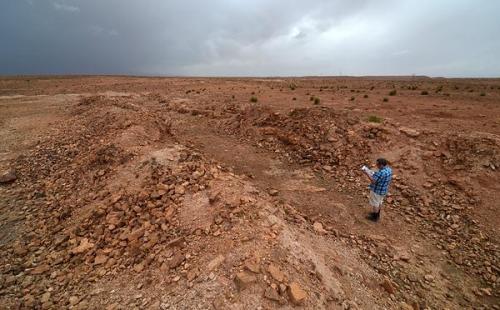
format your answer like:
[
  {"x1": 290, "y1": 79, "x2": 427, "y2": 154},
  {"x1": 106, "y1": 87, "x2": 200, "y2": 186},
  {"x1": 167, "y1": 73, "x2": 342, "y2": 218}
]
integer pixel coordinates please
[{"x1": 362, "y1": 158, "x2": 392, "y2": 222}]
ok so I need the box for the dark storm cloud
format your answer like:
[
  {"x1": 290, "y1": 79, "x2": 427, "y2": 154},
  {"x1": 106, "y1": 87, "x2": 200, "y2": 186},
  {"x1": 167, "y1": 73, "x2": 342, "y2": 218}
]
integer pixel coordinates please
[{"x1": 0, "y1": 0, "x2": 499, "y2": 76}]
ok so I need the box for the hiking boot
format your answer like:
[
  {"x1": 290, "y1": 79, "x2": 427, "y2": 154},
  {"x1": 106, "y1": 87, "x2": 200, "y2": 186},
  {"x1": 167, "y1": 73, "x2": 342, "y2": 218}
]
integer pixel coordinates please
[{"x1": 367, "y1": 211, "x2": 381, "y2": 222}]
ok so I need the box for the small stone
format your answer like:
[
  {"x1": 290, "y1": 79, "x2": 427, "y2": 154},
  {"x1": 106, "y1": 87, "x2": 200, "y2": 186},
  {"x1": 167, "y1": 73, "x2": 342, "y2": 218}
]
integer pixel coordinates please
[
  {"x1": 269, "y1": 189, "x2": 279, "y2": 196},
  {"x1": 41, "y1": 292, "x2": 51, "y2": 304},
  {"x1": 187, "y1": 269, "x2": 198, "y2": 281},
  {"x1": 71, "y1": 238, "x2": 95, "y2": 254},
  {"x1": 168, "y1": 253, "x2": 185, "y2": 269},
  {"x1": 69, "y1": 296, "x2": 80, "y2": 306},
  {"x1": 424, "y1": 274, "x2": 435, "y2": 282},
  {"x1": 127, "y1": 227, "x2": 145, "y2": 241},
  {"x1": 399, "y1": 127, "x2": 420, "y2": 137},
  {"x1": 288, "y1": 282, "x2": 307, "y2": 305},
  {"x1": 24, "y1": 294, "x2": 35, "y2": 307},
  {"x1": 94, "y1": 254, "x2": 108, "y2": 265},
  {"x1": 234, "y1": 271, "x2": 256, "y2": 290},
  {"x1": 207, "y1": 254, "x2": 225, "y2": 271},
  {"x1": 166, "y1": 236, "x2": 185, "y2": 247},
  {"x1": 381, "y1": 278, "x2": 396, "y2": 294},
  {"x1": 30, "y1": 264, "x2": 50, "y2": 275},
  {"x1": 264, "y1": 287, "x2": 281, "y2": 302},
  {"x1": 0, "y1": 169, "x2": 16, "y2": 183},
  {"x1": 268, "y1": 264, "x2": 285, "y2": 282},
  {"x1": 175, "y1": 185, "x2": 185, "y2": 195},
  {"x1": 244, "y1": 260, "x2": 260, "y2": 273},
  {"x1": 313, "y1": 222, "x2": 327, "y2": 234},
  {"x1": 134, "y1": 263, "x2": 144, "y2": 273}
]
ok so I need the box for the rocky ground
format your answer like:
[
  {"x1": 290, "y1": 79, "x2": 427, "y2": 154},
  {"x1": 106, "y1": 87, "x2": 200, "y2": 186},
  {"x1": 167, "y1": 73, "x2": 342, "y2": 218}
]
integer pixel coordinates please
[{"x1": 0, "y1": 76, "x2": 499, "y2": 309}]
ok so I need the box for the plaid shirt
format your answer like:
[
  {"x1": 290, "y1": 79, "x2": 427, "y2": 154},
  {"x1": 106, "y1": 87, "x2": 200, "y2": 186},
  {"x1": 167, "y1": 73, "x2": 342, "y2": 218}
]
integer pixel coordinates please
[{"x1": 369, "y1": 166, "x2": 392, "y2": 195}]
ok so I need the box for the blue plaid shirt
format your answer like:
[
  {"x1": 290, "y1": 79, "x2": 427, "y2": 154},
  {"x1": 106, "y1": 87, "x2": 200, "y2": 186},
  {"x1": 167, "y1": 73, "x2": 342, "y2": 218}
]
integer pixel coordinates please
[{"x1": 369, "y1": 166, "x2": 392, "y2": 195}]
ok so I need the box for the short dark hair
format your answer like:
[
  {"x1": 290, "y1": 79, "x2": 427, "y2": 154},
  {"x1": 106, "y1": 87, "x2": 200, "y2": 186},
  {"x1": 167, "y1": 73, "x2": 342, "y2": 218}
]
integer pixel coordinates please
[{"x1": 376, "y1": 158, "x2": 388, "y2": 166}]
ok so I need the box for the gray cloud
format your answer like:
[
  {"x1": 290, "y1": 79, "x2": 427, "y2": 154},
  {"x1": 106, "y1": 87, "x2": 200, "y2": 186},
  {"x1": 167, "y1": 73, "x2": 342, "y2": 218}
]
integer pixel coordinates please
[{"x1": 1, "y1": 0, "x2": 499, "y2": 76}]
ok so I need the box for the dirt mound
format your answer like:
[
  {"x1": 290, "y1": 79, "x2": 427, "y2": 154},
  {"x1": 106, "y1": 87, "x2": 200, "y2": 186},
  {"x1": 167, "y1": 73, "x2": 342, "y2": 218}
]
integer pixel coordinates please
[
  {"x1": 443, "y1": 133, "x2": 500, "y2": 171},
  {"x1": 222, "y1": 106, "x2": 375, "y2": 172},
  {"x1": 1, "y1": 95, "x2": 374, "y2": 309}
]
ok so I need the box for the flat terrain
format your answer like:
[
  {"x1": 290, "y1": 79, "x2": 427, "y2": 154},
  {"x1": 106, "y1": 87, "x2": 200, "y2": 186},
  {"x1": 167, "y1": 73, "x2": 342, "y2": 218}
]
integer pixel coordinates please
[{"x1": 0, "y1": 76, "x2": 499, "y2": 309}]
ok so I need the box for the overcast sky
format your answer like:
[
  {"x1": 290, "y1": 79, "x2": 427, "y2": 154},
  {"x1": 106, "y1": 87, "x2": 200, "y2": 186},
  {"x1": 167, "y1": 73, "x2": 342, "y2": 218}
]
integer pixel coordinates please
[{"x1": 1, "y1": 0, "x2": 499, "y2": 77}]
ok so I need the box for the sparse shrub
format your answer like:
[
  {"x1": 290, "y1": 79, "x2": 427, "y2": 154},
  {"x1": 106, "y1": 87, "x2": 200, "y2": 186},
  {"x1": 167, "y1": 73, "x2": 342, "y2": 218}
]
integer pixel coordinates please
[
  {"x1": 350, "y1": 96, "x2": 355, "y2": 101},
  {"x1": 383, "y1": 97, "x2": 389, "y2": 102},
  {"x1": 310, "y1": 96, "x2": 314, "y2": 101},
  {"x1": 370, "y1": 86, "x2": 375, "y2": 90},
  {"x1": 363, "y1": 94, "x2": 368, "y2": 98},
  {"x1": 250, "y1": 96, "x2": 258, "y2": 103},
  {"x1": 232, "y1": 95, "x2": 235, "y2": 99},
  {"x1": 313, "y1": 97, "x2": 321, "y2": 105},
  {"x1": 292, "y1": 97, "x2": 297, "y2": 101},
  {"x1": 436, "y1": 86, "x2": 443, "y2": 93},
  {"x1": 480, "y1": 92, "x2": 486, "y2": 96},
  {"x1": 368, "y1": 115, "x2": 383, "y2": 123},
  {"x1": 251, "y1": 91, "x2": 255, "y2": 95},
  {"x1": 421, "y1": 90, "x2": 429, "y2": 95},
  {"x1": 389, "y1": 90, "x2": 397, "y2": 96}
]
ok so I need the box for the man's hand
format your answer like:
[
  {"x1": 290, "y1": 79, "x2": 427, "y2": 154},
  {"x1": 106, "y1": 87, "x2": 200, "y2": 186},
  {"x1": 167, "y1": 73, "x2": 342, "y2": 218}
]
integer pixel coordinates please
[{"x1": 361, "y1": 166, "x2": 374, "y2": 182}]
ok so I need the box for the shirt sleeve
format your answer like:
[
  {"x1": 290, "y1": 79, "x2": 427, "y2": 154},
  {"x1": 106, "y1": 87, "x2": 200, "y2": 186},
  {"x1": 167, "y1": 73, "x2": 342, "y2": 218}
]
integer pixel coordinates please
[{"x1": 372, "y1": 171, "x2": 381, "y2": 182}]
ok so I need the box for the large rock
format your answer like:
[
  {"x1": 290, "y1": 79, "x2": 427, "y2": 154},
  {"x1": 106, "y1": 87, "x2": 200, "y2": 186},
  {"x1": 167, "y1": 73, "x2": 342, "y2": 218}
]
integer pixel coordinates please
[{"x1": 288, "y1": 282, "x2": 307, "y2": 305}]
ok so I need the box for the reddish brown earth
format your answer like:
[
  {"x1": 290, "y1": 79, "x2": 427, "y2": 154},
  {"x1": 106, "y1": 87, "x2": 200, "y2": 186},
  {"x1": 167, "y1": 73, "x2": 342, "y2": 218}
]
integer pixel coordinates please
[{"x1": 0, "y1": 76, "x2": 499, "y2": 309}]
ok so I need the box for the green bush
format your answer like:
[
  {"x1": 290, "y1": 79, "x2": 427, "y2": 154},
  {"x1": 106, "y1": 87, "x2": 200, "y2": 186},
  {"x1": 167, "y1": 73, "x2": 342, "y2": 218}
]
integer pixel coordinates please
[
  {"x1": 421, "y1": 90, "x2": 429, "y2": 95},
  {"x1": 250, "y1": 96, "x2": 258, "y2": 103},
  {"x1": 389, "y1": 90, "x2": 397, "y2": 96},
  {"x1": 480, "y1": 92, "x2": 486, "y2": 96},
  {"x1": 313, "y1": 97, "x2": 320, "y2": 105},
  {"x1": 368, "y1": 115, "x2": 383, "y2": 123}
]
